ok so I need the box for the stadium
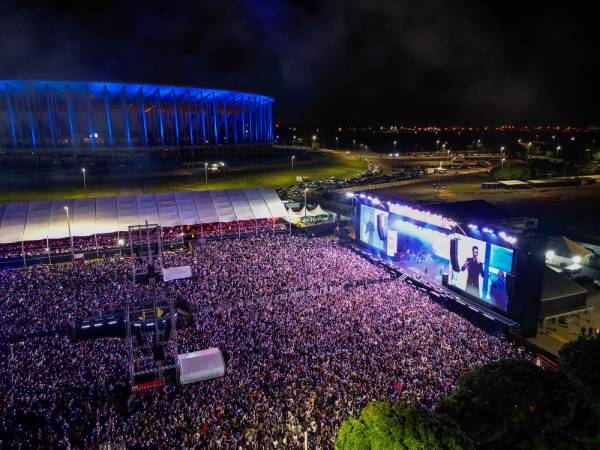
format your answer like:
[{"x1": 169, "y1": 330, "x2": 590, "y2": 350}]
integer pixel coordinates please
[{"x1": 0, "y1": 80, "x2": 274, "y2": 149}]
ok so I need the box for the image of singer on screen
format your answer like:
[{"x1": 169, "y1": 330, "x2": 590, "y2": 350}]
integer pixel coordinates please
[{"x1": 461, "y1": 245, "x2": 485, "y2": 297}]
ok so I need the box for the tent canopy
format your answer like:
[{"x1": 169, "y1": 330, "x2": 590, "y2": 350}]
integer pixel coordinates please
[
  {"x1": 553, "y1": 236, "x2": 593, "y2": 259},
  {"x1": 0, "y1": 188, "x2": 286, "y2": 244},
  {"x1": 178, "y1": 347, "x2": 225, "y2": 385}
]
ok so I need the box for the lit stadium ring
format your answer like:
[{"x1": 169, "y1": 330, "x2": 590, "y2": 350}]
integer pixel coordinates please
[{"x1": 0, "y1": 80, "x2": 274, "y2": 149}]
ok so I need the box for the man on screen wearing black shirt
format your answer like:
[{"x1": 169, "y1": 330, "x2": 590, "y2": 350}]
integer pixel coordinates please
[{"x1": 461, "y1": 245, "x2": 485, "y2": 297}]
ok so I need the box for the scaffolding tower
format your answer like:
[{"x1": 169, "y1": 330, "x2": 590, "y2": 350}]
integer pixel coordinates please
[{"x1": 125, "y1": 222, "x2": 178, "y2": 386}]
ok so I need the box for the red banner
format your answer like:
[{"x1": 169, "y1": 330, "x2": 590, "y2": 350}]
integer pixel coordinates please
[{"x1": 132, "y1": 379, "x2": 164, "y2": 393}]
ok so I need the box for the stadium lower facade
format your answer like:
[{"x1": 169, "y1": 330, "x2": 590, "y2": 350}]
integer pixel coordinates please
[{"x1": 0, "y1": 80, "x2": 274, "y2": 149}]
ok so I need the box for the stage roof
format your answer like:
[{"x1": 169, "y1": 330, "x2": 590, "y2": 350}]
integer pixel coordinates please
[
  {"x1": 423, "y1": 200, "x2": 509, "y2": 224},
  {"x1": 541, "y1": 267, "x2": 587, "y2": 302},
  {"x1": 0, "y1": 188, "x2": 287, "y2": 244}
]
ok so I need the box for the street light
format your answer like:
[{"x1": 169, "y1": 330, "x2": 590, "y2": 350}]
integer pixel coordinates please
[
  {"x1": 291, "y1": 155, "x2": 295, "y2": 183},
  {"x1": 500, "y1": 146, "x2": 505, "y2": 158},
  {"x1": 556, "y1": 145, "x2": 561, "y2": 161},
  {"x1": 353, "y1": 139, "x2": 356, "y2": 153},
  {"x1": 304, "y1": 188, "x2": 308, "y2": 225},
  {"x1": 81, "y1": 168, "x2": 87, "y2": 197},
  {"x1": 335, "y1": 136, "x2": 339, "y2": 149},
  {"x1": 63, "y1": 206, "x2": 74, "y2": 260},
  {"x1": 204, "y1": 162, "x2": 208, "y2": 184},
  {"x1": 393, "y1": 140, "x2": 397, "y2": 154},
  {"x1": 501, "y1": 158, "x2": 506, "y2": 170},
  {"x1": 436, "y1": 139, "x2": 440, "y2": 151}
]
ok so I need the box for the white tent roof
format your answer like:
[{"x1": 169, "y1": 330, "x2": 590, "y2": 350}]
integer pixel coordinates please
[
  {"x1": 0, "y1": 187, "x2": 286, "y2": 244},
  {"x1": 310, "y1": 204, "x2": 328, "y2": 216},
  {"x1": 178, "y1": 347, "x2": 225, "y2": 385}
]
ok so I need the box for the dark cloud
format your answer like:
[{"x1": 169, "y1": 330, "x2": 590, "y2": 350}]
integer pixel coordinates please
[{"x1": 0, "y1": 0, "x2": 597, "y2": 125}]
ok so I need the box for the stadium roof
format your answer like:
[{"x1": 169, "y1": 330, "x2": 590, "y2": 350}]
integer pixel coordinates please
[
  {"x1": 0, "y1": 188, "x2": 287, "y2": 244},
  {"x1": 0, "y1": 80, "x2": 274, "y2": 103}
]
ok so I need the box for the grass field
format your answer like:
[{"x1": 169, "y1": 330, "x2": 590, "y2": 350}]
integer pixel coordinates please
[{"x1": 0, "y1": 153, "x2": 368, "y2": 203}]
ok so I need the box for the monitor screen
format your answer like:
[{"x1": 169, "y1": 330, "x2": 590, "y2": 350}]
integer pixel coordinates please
[{"x1": 448, "y1": 234, "x2": 513, "y2": 311}]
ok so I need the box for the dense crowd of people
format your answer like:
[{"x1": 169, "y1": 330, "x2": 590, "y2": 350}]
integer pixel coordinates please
[
  {"x1": 0, "y1": 234, "x2": 525, "y2": 448},
  {"x1": 0, "y1": 220, "x2": 287, "y2": 261}
]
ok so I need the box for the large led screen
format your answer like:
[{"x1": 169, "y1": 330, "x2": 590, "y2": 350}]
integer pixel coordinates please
[
  {"x1": 358, "y1": 203, "x2": 514, "y2": 313},
  {"x1": 448, "y1": 234, "x2": 513, "y2": 311},
  {"x1": 359, "y1": 205, "x2": 388, "y2": 251}
]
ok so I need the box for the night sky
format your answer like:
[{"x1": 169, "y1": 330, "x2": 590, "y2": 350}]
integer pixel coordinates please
[{"x1": 1, "y1": 0, "x2": 597, "y2": 125}]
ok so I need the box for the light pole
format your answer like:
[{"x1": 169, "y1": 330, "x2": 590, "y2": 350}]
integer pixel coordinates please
[
  {"x1": 291, "y1": 155, "x2": 295, "y2": 183},
  {"x1": 500, "y1": 146, "x2": 505, "y2": 158},
  {"x1": 501, "y1": 158, "x2": 506, "y2": 171},
  {"x1": 304, "y1": 188, "x2": 308, "y2": 227},
  {"x1": 64, "y1": 206, "x2": 74, "y2": 260},
  {"x1": 335, "y1": 136, "x2": 339, "y2": 149},
  {"x1": 436, "y1": 139, "x2": 440, "y2": 152},
  {"x1": 204, "y1": 162, "x2": 208, "y2": 184},
  {"x1": 556, "y1": 145, "x2": 561, "y2": 162},
  {"x1": 81, "y1": 168, "x2": 87, "y2": 197},
  {"x1": 393, "y1": 140, "x2": 397, "y2": 155},
  {"x1": 353, "y1": 139, "x2": 356, "y2": 153}
]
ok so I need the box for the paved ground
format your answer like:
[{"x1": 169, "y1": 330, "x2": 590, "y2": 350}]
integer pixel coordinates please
[{"x1": 529, "y1": 285, "x2": 600, "y2": 355}]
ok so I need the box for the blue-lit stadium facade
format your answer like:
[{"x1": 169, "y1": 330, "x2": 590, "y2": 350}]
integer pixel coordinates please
[{"x1": 0, "y1": 80, "x2": 274, "y2": 149}]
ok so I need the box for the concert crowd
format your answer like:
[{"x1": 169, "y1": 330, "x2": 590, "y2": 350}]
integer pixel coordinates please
[{"x1": 0, "y1": 235, "x2": 525, "y2": 448}]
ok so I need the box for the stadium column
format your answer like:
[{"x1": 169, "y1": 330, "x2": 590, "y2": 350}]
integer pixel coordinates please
[
  {"x1": 172, "y1": 90, "x2": 180, "y2": 146},
  {"x1": 223, "y1": 96, "x2": 228, "y2": 144},
  {"x1": 194, "y1": 95, "x2": 201, "y2": 145},
  {"x1": 269, "y1": 102, "x2": 273, "y2": 141},
  {"x1": 212, "y1": 93, "x2": 219, "y2": 145},
  {"x1": 259, "y1": 100, "x2": 263, "y2": 143},
  {"x1": 138, "y1": 88, "x2": 148, "y2": 146},
  {"x1": 187, "y1": 90, "x2": 194, "y2": 146},
  {"x1": 261, "y1": 100, "x2": 265, "y2": 142},
  {"x1": 199, "y1": 93, "x2": 206, "y2": 144},
  {"x1": 248, "y1": 97, "x2": 253, "y2": 144},
  {"x1": 253, "y1": 97, "x2": 258, "y2": 143},
  {"x1": 66, "y1": 86, "x2": 77, "y2": 148},
  {"x1": 26, "y1": 91, "x2": 37, "y2": 148},
  {"x1": 45, "y1": 85, "x2": 56, "y2": 148},
  {"x1": 85, "y1": 85, "x2": 96, "y2": 149},
  {"x1": 232, "y1": 95, "x2": 238, "y2": 145},
  {"x1": 120, "y1": 86, "x2": 132, "y2": 147},
  {"x1": 103, "y1": 85, "x2": 114, "y2": 147},
  {"x1": 156, "y1": 88, "x2": 165, "y2": 146},
  {"x1": 4, "y1": 84, "x2": 18, "y2": 148},
  {"x1": 240, "y1": 96, "x2": 245, "y2": 144}
]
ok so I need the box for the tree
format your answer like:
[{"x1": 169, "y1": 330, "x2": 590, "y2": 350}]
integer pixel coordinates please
[
  {"x1": 335, "y1": 401, "x2": 473, "y2": 450},
  {"x1": 560, "y1": 334, "x2": 600, "y2": 401},
  {"x1": 439, "y1": 359, "x2": 600, "y2": 450}
]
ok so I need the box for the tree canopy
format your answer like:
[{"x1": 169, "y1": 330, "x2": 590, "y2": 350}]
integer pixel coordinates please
[
  {"x1": 439, "y1": 359, "x2": 600, "y2": 450},
  {"x1": 335, "y1": 401, "x2": 473, "y2": 450},
  {"x1": 560, "y1": 334, "x2": 600, "y2": 401}
]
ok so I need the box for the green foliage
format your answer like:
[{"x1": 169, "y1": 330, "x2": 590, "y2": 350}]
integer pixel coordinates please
[
  {"x1": 439, "y1": 359, "x2": 600, "y2": 450},
  {"x1": 335, "y1": 401, "x2": 473, "y2": 450},
  {"x1": 560, "y1": 334, "x2": 600, "y2": 401},
  {"x1": 490, "y1": 163, "x2": 533, "y2": 180}
]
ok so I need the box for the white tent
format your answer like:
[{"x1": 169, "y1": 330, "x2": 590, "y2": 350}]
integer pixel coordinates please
[
  {"x1": 310, "y1": 204, "x2": 328, "y2": 217},
  {"x1": 178, "y1": 347, "x2": 225, "y2": 385},
  {"x1": 0, "y1": 187, "x2": 287, "y2": 244},
  {"x1": 296, "y1": 206, "x2": 309, "y2": 218}
]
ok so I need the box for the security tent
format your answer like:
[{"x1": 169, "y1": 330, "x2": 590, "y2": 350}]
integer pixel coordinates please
[{"x1": 0, "y1": 187, "x2": 287, "y2": 244}]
